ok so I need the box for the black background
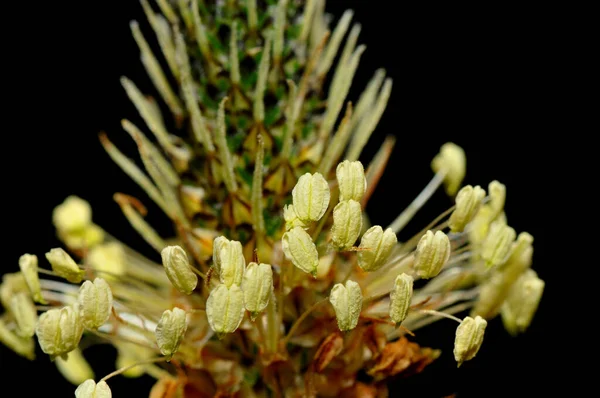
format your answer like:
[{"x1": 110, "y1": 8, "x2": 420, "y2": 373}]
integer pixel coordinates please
[{"x1": 1, "y1": 1, "x2": 564, "y2": 396}]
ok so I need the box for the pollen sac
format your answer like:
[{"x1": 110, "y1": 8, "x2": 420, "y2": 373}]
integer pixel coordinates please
[
  {"x1": 10, "y1": 292, "x2": 38, "y2": 338},
  {"x1": 78, "y1": 278, "x2": 113, "y2": 330},
  {"x1": 45, "y1": 248, "x2": 85, "y2": 283},
  {"x1": 52, "y1": 196, "x2": 92, "y2": 233},
  {"x1": 501, "y1": 270, "x2": 544, "y2": 336},
  {"x1": 206, "y1": 284, "x2": 245, "y2": 335},
  {"x1": 431, "y1": 142, "x2": 466, "y2": 196},
  {"x1": 282, "y1": 226, "x2": 319, "y2": 276},
  {"x1": 87, "y1": 242, "x2": 126, "y2": 277},
  {"x1": 75, "y1": 379, "x2": 112, "y2": 398},
  {"x1": 243, "y1": 262, "x2": 273, "y2": 320},
  {"x1": 283, "y1": 204, "x2": 306, "y2": 231},
  {"x1": 453, "y1": 315, "x2": 487, "y2": 367},
  {"x1": 0, "y1": 317, "x2": 35, "y2": 360},
  {"x1": 156, "y1": 307, "x2": 188, "y2": 359},
  {"x1": 218, "y1": 239, "x2": 246, "y2": 287},
  {"x1": 481, "y1": 221, "x2": 516, "y2": 268},
  {"x1": 336, "y1": 160, "x2": 367, "y2": 202},
  {"x1": 161, "y1": 245, "x2": 198, "y2": 295},
  {"x1": 212, "y1": 236, "x2": 230, "y2": 275},
  {"x1": 36, "y1": 305, "x2": 84, "y2": 359},
  {"x1": 357, "y1": 226, "x2": 397, "y2": 271},
  {"x1": 331, "y1": 200, "x2": 363, "y2": 250},
  {"x1": 329, "y1": 280, "x2": 363, "y2": 332},
  {"x1": 487, "y1": 180, "x2": 506, "y2": 221},
  {"x1": 292, "y1": 172, "x2": 330, "y2": 222},
  {"x1": 0, "y1": 273, "x2": 28, "y2": 311},
  {"x1": 18, "y1": 254, "x2": 46, "y2": 304},
  {"x1": 55, "y1": 347, "x2": 94, "y2": 385},
  {"x1": 448, "y1": 185, "x2": 486, "y2": 233},
  {"x1": 389, "y1": 273, "x2": 414, "y2": 325},
  {"x1": 414, "y1": 230, "x2": 451, "y2": 279}
]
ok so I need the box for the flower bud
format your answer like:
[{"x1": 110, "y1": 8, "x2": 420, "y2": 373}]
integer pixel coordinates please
[
  {"x1": 329, "y1": 280, "x2": 363, "y2": 332},
  {"x1": 292, "y1": 172, "x2": 330, "y2": 222},
  {"x1": 78, "y1": 278, "x2": 113, "y2": 330},
  {"x1": 10, "y1": 292, "x2": 37, "y2": 337},
  {"x1": 453, "y1": 315, "x2": 487, "y2": 367},
  {"x1": 206, "y1": 284, "x2": 245, "y2": 335},
  {"x1": 414, "y1": 230, "x2": 451, "y2": 279},
  {"x1": 156, "y1": 307, "x2": 188, "y2": 359},
  {"x1": 243, "y1": 262, "x2": 273, "y2": 319},
  {"x1": 487, "y1": 180, "x2": 506, "y2": 221},
  {"x1": 18, "y1": 254, "x2": 46, "y2": 304},
  {"x1": 87, "y1": 242, "x2": 126, "y2": 277},
  {"x1": 0, "y1": 317, "x2": 35, "y2": 360},
  {"x1": 336, "y1": 160, "x2": 367, "y2": 202},
  {"x1": 389, "y1": 273, "x2": 413, "y2": 325},
  {"x1": 448, "y1": 185, "x2": 486, "y2": 233},
  {"x1": 481, "y1": 221, "x2": 516, "y2": 268},
  {"x1": 36, "y1": 305, "x2": 84, "y2": 359},
  {"x1": 45, "y1": 248, "x2": 84, "y2": 283},
  {"x1": 282, "y1": 226, "x2": 319, "y2": 276},
  {"x1": 501, "y1": 270, "x2": 544, "y2": 336},
  {"x1": 357, "y1": 226, "x2": 397, "y2": 271},
  {"x1": 218, "y1": 240, "x2": 245, "y2": 287},
  {"x1": 75, "y1": 379, "x2": 112, "y2": 398},
  {"x1": 283, "y1": 204, "x2": 306, "y2": 231},
  {"x1": 331, "y1": 200, "x2": 362, "y2": 250},
  {"x1": 431, "y1": 142, "x2": 466, "y2": 196},
  {"x1": 52, "y1": 196, "x2": 92, "y2": 233},
  {"x1": 161, "y1": 245, "x2": 198, "y2": 295},
  {"x1": 55, "y1": 347, "x2": 94, "y2": 385}
]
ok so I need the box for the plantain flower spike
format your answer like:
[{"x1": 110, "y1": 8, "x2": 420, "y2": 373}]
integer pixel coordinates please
[
  {"x1": 206, "y1": 284, "x2": 245, "y2": 336},
  {"x1": 282, "y1": 226, "x2": 319, "y2": 276},
  {"x1": 329, "y1": 280, "x2": 363, "y2": 332},
  {"x1": 292, "y1": 172, "x2": 330, "y2": 222},
  {"x1": 75, "y1": 379, "x2": 112, "y2": 398},
  {"x1": 156, "y1": 307, "x2": 188, "y2": 359},
  {"x1": 78, "y1": 278, "x2": 113, "y2": 330},
  {"x1": 10, "y1": 292, "x2": 38, "y2": 337},
  {"x1": 243, "y1": 262, "x2": 273, "y2": 320},
  {"x1": 55, "y1": 347, "x2": 95, "y2": 385},
  {"x1": 336, "y1": 160, "x2": 367, "y2": 202},
  {"x1": 431, "y1": 142, "x2": 466, "y2": 196},
  {"x1": 36, "y1": 305, "x2": 84, "y2": 359},
  {"x1": 45, "y1": 248, "x2": 85, "y2": 283},
  {"x1": 217, "y1": 239, "x2": 246, "y2": 287},
  {"x1": 501, "y1": 270, "x2": 545, "y2": 336},
  {"x1": 453, "y1": 315, "x2": 487, "y2": 367},
  {"x1": 52, "y1": 195, "x2": 92, "y2": 233},
  {"x1": 161, "y1": 245, "x2": 198, "y2": 294},
  {"x1": 389, "y1": 273, "x2": 414, "y2": 325},
  {"x1": 18, "y1": 254, "x2": 46, "y2": 304},
  {"x1": 448, "y1": 185, "x2": 486, "y2": 233},
  {"x1": 331, "y1": 199, "x2": 362, "y2": 250},
  {"x1": 481, "y1": 221, "x2": 516, "y2": 268},
  {"x1": 414, "y1": 230, "x2": 451, "y2": 279},
  {"x1": 357, "y1": 225, "x2": 397, "y2": 271},
  {"x1": 283, "y1": 204, "x2": 306, "y2": 231}
]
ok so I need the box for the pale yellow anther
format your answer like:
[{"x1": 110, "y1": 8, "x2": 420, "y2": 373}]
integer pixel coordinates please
[
  {"x1": 45, "y1": 248, "x2": 85, "y2": 283},
  {"x1": 75, "y1": 379, "x2": 112, "y2": 398},
  {"x1": 218, "y1": 240, "x2": 246, "y2": 287},
  {"x1": 431, "y1": 142, "x2": 466, "y2": 196},
  {"x1": 487, "y1": 180, "x2": 506, "y2": 221},
  {"x1": 503, "y1": 232, "x2": 534, "y2": 271},
  {"x1": 156, "y1": 307, "x2": 188, "y2": 359},
  {"x1": 36, "y1": 305, "x2": 84, "y2": 359},
  {"x1": 329, "y1": 280, "x2": 363, "y2": 332},
  {"x1": 336, "y1": 160, "x2": 367, "y2": 202},
  {"x1": 282, "y1": 226, "x2": 319, "y2": 276},
  {"x1": 242, "y1": 262, "x2": 273, "y2": 320},
  {"x1": 10, "y1": 292, "x2": 37, "y2": 338},
  {"x1": 161, "y1": 245, "x2": 198, "y2": 295},
  {"x1": 52, "y1": 196, "x2": 92, "y2": 233},
  {"x1": 212, "y1": 236, "x2": 230, "y2": 276},
  {"x1": 481, "y1": 221, "x2": 516, "y2": 268},
  {"x1": 331, "y1": 200, "x2": 363, "y2": 250},
  {"x1": 206, "y1": 284, "x2": 245, "y2": 336},
  {"x1": 414, "y1": 230, "x2": 451, "y2": 279},
  {"x1": 0, "y1": 273, "x2": 28, "y2": 311},
  {"x1": 78, "y1": 278, "x2": 113, "y2": 330},
  {"x1": 0, "y1": 317, "x2": 35, "y2": 360},
  {"x1": 61, "y1": 224, "x2": 105, "y2": 251},
  {"x1": 55, "y1": 347, "x2": 94, "y2": 385},
  {"x1": 87, "y1": 242, "x2": 126, "y2": 277},
  {"x1": 18, "y1": 254, "x2": 47, "y2": 304},
  {"x1": 283, "y1": 204, "x2": 306, "y2": 231},
  {"x1": 292, "y1": 172, "x2": 331, "y2": 222},
  {"x1": 501, "y1": 270, "x2": 544, "y2": 336},
  {"x1": 357, "y1": 226, "x2": 397, "y2": 271},
  {"x1": 453, "y1": 315, "x2": 487, "y2": 367},
  {"x1": 389, "y1": 273, "x2": 413, "y2": 325},
  {"x1": 448, "y1": 185, "x2": 486, "y2": 233}
]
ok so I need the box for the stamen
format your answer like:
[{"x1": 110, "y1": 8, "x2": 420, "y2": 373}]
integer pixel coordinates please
[{"x1": 100, "y1": 357, "x2": 166, "y2": 382}]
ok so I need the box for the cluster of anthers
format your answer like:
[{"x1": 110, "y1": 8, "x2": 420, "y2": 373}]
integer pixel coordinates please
[{"x1": 0, "y1": 0, "x2": 544, "y2": 397}]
